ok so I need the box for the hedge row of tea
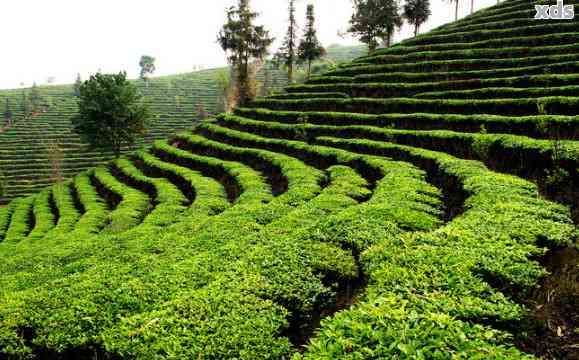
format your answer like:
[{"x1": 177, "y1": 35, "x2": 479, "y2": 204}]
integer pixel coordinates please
[
  {"x1": 0, "y1": 0, "x2": 577, "y2": 358},
  {"x1": 0, "y1": 66, "x2": 290, "y2": 203},
  {"x1": 0, "y1": 45, "x2": 368, "y2": 203}
]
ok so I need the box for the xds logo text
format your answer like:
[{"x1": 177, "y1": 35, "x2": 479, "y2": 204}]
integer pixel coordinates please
[{"x1": 535, "y1": 0, "x2": 575, "y2": 19}]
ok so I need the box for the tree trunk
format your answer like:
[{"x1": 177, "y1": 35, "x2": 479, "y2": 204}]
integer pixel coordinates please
[
  {"x1": 414, "y1": 24, "x2": 419, "y2": 37},
  {"x1": 237, "y1": 60, "x2": 248, "y2": 106},
  {"x1": 307, "y1": 60, "x2": 312, "y2": 81},
  {"x1": 455, "y1": 0, "x2": 459, "y2": 20},
  {"x1": 471, "y1": 0, "x2": 474, "y2": 14}
]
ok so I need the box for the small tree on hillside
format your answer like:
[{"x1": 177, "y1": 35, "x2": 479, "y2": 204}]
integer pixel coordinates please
[
  {"x1": 404, "y1": 0, "x2": 431, "y2": 36},
  {"x1": 71, "y1": 72, "x2": 150, "y2": 158},
  {"x1": 139, "y1": 55, "x2": 156, "y2": 81},
  {"x1": 4, "y1": 98, "x2": 13, "y2": 126},
  {"x1": 349, "y1": 0, "x2": 402, "y2": 53},
  {"x1": 20, "y1": 91, "x2": 31, "y2": 119},
  {"x1": 30, "y1": 82, "x2": 42, "y2": 113},
  {"x1": 274, "y1": 0, "x2": 298, "y2": 82},
  {"x1": 73, "y1": 73, "x2": 82, "y2": 97},
  {"x1": 298, "y1": 5, "x2": 326, "y2": 80},
  {"x1": 217, "y1": 0, "x2": 273, "y2": 106}
]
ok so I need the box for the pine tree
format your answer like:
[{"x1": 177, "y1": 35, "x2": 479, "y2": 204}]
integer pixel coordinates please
[
  {"x1": 274, "y1": 0, "x2": 298, "y2": 82},
  {"x1": 217, "y1": 0, "x2": 273, "y2": 106},
  {"x1": 298, "y1": 5, "x2": 326, "y2": 80},
  {"x1": 403, "y1": 0, "x2": 431, "y2": 37},
  {"x1": 349, "y1": 0, "x2": 402, "y2": 53}
]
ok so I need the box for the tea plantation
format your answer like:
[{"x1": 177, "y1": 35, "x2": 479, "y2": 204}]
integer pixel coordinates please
[
  {"x1": 0, "y1": 0, "x2": 578, "y2": 358},
  {"x1": 0, "y1": 44, "x2": 366, "y2": 204}
]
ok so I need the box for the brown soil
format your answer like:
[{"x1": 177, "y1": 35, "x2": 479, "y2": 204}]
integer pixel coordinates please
[{"x1": 517, "y1": 247, "x2": 579, "y2": 360}]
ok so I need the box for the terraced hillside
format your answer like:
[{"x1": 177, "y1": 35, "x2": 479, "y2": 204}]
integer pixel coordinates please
[
  {"x1": 0, "y1": 66, "x2": 289, "y2": 204},
  {"x1": 0, "y1": 45, "x2": 367, "y2": 204},
  {"x1": 0, "y1": 0, "x2": 578, "y2": 359}
]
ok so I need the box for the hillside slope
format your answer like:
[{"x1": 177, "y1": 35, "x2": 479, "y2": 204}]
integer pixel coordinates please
[
  {"x1": 0, "y1": 1, "x2": 578, "y2": 359},
  {"x1": 0, "y1": 44, "x2": 367, "y2": 203}
]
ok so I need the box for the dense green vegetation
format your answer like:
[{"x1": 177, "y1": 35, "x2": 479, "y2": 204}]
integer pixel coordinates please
[
  {"x1": 0, "y1": 0, "x2": 577, "y2": 358},
  {"x1": 0, "y1": 45, "x2": 365, "y2": 204}
]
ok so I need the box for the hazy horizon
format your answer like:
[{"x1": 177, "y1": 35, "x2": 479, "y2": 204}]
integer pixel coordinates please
[{"x1": 1, "y1": 0, "x2": 498, "y2": 90}]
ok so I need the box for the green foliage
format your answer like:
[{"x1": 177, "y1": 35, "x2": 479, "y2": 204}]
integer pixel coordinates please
[
  {"x1": 20, "y1": 90, "x2": 30, "y2": 118},
  {"x1": 73, "y1": 73, "x2": 82, "y2": 97},
  {"x1": 273, "y1": 0, "x2": 298, "y2": 82},
  {"x1": 0, "y1": 172, "x2": 4, "y2": 199},
  {"x1": 139, "y1": 55, "x2": 156, "y2": 80},
  {"x1": 71, "y1": 72, "x2": 150, "y2": 157},
  {"x1": 215, "y1": 68, "x2": 233, "y2": 113},
  {"x1": 251, "y1": 96, "x2": 579, "y2": 116},
  {"x1": 0, "y1": 0, "x2": 578, "y2": 357},
  {"x1": 297, "y1": 5, "x2": 325, "y2": 80},
  {"x1": 349, "y1": 0, "x2": 402, "y2": 53},
  {"x1": 0, "y1": 67, "x2": 295, "y2": 203},
  {"x1": 3, "y1": 98, "x2": 12, "y2": 122},
  {"x1": 404, "y1": 0, "x2": 431, "y2": 36},
  {"x1": 217, "y1": 0, "x2": 274, "y2": 105},
  {"x1": 29, "y1": 82, "x2": 42, "y2": 113}
]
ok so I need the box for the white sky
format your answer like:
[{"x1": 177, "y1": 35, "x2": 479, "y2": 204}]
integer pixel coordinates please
[{"x1": 1, "y1": 0, "x2": 498, "y2": 89}]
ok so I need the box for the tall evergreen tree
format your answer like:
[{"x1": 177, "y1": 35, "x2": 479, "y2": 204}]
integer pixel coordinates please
[
  {"x1": 403, "y1": 0, "x2": 431, "y2": 36},
  {"x1": 217, "y1": 0, "x2": 273, "y2": 106},
  {"x1": 349, "y1": 0, "x2": 402, "y2": 53},
  {"x1": 274, "y1": 0, "x2": 298, "y2": 82},
  {"x1": 298, "y1": 4, "x2": 326, "y2": 80}
]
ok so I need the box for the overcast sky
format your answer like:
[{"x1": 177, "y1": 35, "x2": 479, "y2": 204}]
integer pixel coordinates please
[{"x1": 0, "y1": 0, "x2": 498, "y2": 89}]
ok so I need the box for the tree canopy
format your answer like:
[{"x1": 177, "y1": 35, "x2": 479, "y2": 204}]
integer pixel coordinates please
[
  {"x1": 404, "y1": 0, "x2": 432, "y2": 36},
  {"x1": 139, "y1": 55, "x2": 156, "y2": 80},
  {"x1": 71, "y1": 72, "x2": 150, "y2": 157},
  {"x1": 30, "y1": 82, "x2": 42, "y2": 113},
  {"x1": 349, "y1": 0, "x2": 403, "y2": 53},
  {"x1": 274, "y1": 0, "x2": 298, "y2": 82},
  {"x1": 217, "y1": 0, "x2": 273, "y2": 106},
  {"x1": 298, "y1": 4, "x2": 326, "y2": 80}
]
